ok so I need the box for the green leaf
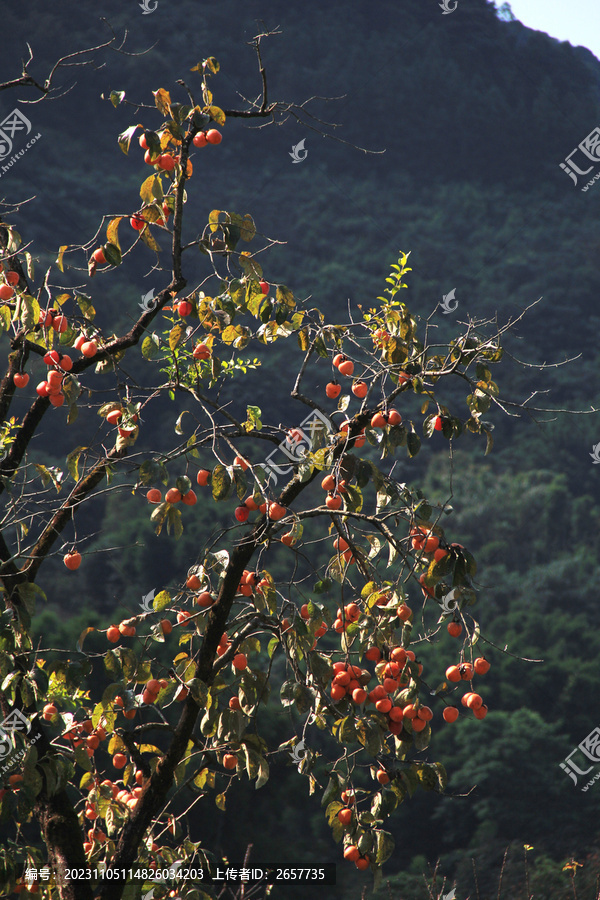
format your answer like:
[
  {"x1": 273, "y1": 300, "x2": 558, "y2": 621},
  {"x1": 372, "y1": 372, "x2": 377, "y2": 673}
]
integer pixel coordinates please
[
  {"x1": 166, "y1": 506, "x2": 183, "y2": 540},
  {"x1": 432, "y1": 761, "x2": 447, "y2": 791},
  {"x1": 17, "y1": 582, "x2": 46, "y2": 614},
  {"x1": 75, "y1": 292, "x2": 95, "y2": 321},
  {"x1": 215, "y1": 792, "x2": 226, "y2": 811},
  {"x1": 412, "y1": 723, "x2": 431, "y2": 752},
  {"x1": 338, "y1": 716, "x2": 357, "y2": 744},
  {"x1": 239, "y1": 253, "x2": 262, "y2": 280},
  {"x1": 374, "y1": 830, "x2": 395, "y2": 866},
  {"x1": 309, "y1": 652, "x2": 332, "y2": 687},
  {"x1": 108, "y1": 91, "x2": 125, "y2": 109},
  {"x1": 313, "y1": 578, "x2": 332, "y2": 595},
  {"x1": 275, "y1": 285, "x2": 295, "y2": 308},
  {"x1": 239, "y1": 214, "x2": 255, "y2": 242},
  {"x1": 355, "y1": 717, "x2": 383, "y2": 756},
  {"x1": 175, "y1": 475, "x2": 191, "y2": 495},
  {"x1": 462, "y1": 548, "x2": 477, "y2": 575},
  {"x1": 344, "y1": 483, "x2": 363, "y2": 513},
  {"x1": 104, "y1": 242, "x2": 121, "y2": 267},
  {"x1": 400, "y1": 767, "x2": 420, "y2": 798},
  {"x1": 140, "y1": 175, "x2": 164, "y2": 205},
  {"x1": 141, "y1": 333, "x2": 161, "y2": 360},
  {"x1": 406, "y1": 431, "x2": 421, "y2": 458},
  {"x1": 328, "y1": 556, "x2": 345, "y2": 584},
  {"x1": 211, "y1": 464, "x2": 232, "y2": 502},
  {"x1": 103, "y1": 650, "x2": 123, "y2": 679},
  {"x1": 138, "y1": 459, "x2": 168, "y2": 486},
  {"x1": 150, "y1": 501, "x2": 169, "y2": 535},
  {"x1": 246, "y1": 283, "x2": 264, "y2": 317},
  {"x1": 313, "y1": 336, "x2": 329, "y2": 359},
  {"x1": 74, "y1": 744, "x2": 92, "y2": 772},
  {"x1": 66, "y1": 446, "x2": 87, "y2": 482},
  {"x1": 20, "y1": 295, "x2": 40, "y2": 332},
  {"x1": 244, "y1": 404, "x2": 262, "y2": 432},
  {"x1": 429, "y1": 552, "x2": 454, "y2": 579},
  {"x1": 61, "y1": 375, "x2": 80, "y2": 408}
]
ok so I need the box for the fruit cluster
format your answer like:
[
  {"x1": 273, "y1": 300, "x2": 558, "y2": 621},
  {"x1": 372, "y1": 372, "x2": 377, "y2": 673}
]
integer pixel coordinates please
[
  {"x1": 146, "y1": 485, "x2": 197, "y2": 506},
  {"x1": 443, "y1": 657, "x2": 490, "y2": 721}
]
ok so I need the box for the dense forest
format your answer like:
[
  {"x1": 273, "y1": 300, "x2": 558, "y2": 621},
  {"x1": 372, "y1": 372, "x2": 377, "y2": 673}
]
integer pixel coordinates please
[{"x1": 1, "y1": 0, "x2": 600, "y2": 897}]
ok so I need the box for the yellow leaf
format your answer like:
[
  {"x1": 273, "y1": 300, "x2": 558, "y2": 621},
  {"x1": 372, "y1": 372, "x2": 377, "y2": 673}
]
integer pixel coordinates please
[
  {"x1": 169, "y1": 324, "x2": 184, "y2": 351},
  {"x1": 153, "y1": 88, "x2": 172, "y2": 117},
  {"x1": 56, "y1": 245, "x2": 67, "y2": 273},
  {"x1": 140, "y1": 226, "x2": 161, "y2": 253},
  {"x1": 140, "y1": 175, "x2": 162, "y2": 204},
  {"x1": 106, "y1": 217, "x2": 123, "y2": 251},
  {"x1": 205, "y1": 105, "x2": 226, "y2": 126},
  {"x1": 139, "y1": 744, "x2": 164, "y2": 755}
]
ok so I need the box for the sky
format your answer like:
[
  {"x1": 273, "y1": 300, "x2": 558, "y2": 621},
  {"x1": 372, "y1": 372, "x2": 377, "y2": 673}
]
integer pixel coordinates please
[{"x1": 496, "y1": 0, "x2": 600, "y2": 61}]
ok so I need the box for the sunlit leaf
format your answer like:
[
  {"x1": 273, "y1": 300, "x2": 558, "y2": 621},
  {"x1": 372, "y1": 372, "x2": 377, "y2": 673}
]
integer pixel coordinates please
[
  {"x1": 76, "y1": 627, "x2": 95, "y2": 653},
  {"x1": 106, "y1": 217, "x2": 123, "y2": 250},
  {"x1": 66, "y1": 446, "x2": 87, "y2": 481},
  {"x1": 117, "y1": 124, "x2": 138, "y2": 154},
  {"x1": 206, "y1": 105, "x2": 225, "y2": 126},
  {"x1": 211, "y1": 464, "x2": 232, "y2": 502},
  {"x1": 139, "y1": 226, "x2": 161, "y2": 253},
  {"x1": 140, "y1": 175, "x2": 164, "y2": 205},
  {"x1": 110, "y1": 90, "x2": 126, "y2": 108},
  {"x1": 153, "y1": 89, "x2": 172, "y2": 116},
  {"x1": 142, "y1": 334, "x2": 161, "y2": 360},
  {"x1": 169, "y1": 324, "x2": 184, "y2": 351}
]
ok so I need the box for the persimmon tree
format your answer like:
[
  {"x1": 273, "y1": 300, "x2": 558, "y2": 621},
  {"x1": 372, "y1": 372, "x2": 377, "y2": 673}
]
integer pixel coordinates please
[{"x1": 0, "y1": 50, "x2": 544, "y2": 900}]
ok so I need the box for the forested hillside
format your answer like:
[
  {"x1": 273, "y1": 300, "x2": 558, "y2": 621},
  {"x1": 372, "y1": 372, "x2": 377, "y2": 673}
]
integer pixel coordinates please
[{"x1": 2, "y1": 0, "x2": 600, "y2": 896}]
